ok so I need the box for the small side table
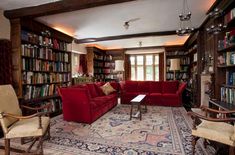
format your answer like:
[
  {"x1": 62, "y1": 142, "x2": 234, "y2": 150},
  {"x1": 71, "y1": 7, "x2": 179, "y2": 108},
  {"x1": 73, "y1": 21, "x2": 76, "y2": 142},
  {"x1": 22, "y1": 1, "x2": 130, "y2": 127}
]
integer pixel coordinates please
[{"x1": 130, "y1": 94, "x2": 147, "y2": 120}]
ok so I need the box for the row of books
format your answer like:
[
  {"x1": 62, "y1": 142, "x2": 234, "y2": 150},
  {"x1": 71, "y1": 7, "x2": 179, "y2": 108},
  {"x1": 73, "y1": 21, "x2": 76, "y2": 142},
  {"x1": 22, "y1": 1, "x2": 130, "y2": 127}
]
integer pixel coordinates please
[
  {"x1": 21, "y1": 44, "x2": 69, "y2": 62},
  {"x1": 104, "y1": 62, "x2": 115, "y2": 68},
  {"x1": 226, "y1": 71, "x2": 235, "y2": 85},
  {"x1": 224, "y1": 7, "x2": 235, "y2": 25},
  {"x1": 218, "y1": 30, "x2": 235, "y2": 50},
  {"x1": 166, "y1": 66, "x2": 189, "y2": 72},
  {"x1": 94, "y1": 74, "x2": 105, "y2": 80},
  {"x1": 94, "y1": 68, "x2": 112, "y2": 74},
  {"x1": 94, "y1": 54, "x2": 103, "y2": 60},
  {"x1": 23, "y1": 84, "x2": 57, "y2": 100},
  {"x1": 166, "y1": 72, "x2": 188, "y2": 80},
  {"x1": 22, "y1": 71, "x2": 71, "y2": 84},
  {"x1": 217, "y1": 52, "x2": 235, "y2": 65},
  {"x1": 105, "y1": 74, "x2": 117, "y2": 80},
  {"x1": 34, "y1": 99, "x2": 62, "y2": 113},
  {"x1": 94, "y1": 61, "x2": 103, "y2": 67},
  {"x1": 221, "y1": 87, "x2": 235, "y2": 104},
  {"x1": 21, "y1": 30, "x2": 68, "y2": 51},
  {"x1": 22, "y1": 58, "x2": 71, "y2": 72}
]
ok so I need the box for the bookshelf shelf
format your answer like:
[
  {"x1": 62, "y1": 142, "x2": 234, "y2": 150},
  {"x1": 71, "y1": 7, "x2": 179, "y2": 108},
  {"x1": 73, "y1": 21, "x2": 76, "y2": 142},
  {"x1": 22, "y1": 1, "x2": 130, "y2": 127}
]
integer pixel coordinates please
[
  {"x1": 217, "y1": 64, "x2": 235, "y2": 68},
  {"x1": 22, "y1": 94, "x2": 60, "y2": 104},
  {"x1": 221, "y1": 84, "x2": 235, "y2": 89},
  {"x1": 218, "y1": 44, "x2": 235, "y2": 53}
]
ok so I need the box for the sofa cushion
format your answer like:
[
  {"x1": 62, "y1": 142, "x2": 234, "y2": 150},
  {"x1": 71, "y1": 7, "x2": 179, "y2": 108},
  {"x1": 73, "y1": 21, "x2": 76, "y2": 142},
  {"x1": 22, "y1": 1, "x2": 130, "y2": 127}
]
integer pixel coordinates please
[
  {"x1": 149, "y1": 93, "x2": 162, "y2": 105},
  {"x1": 149, "y1": 81, "x2": 162, "y2": 93},
  {"x1": 100, "y1": 82, "x2": 116, "y2": 95},
  {"x1": 125, "y1": 81, "x2": 138, "y2": 92},
  {"x1": 137, "y1": 81, "x2": 150, "y2": 93},
  {"x1": 86, "y1": 84, "x2": 98, "y2": 98},
  {"x1": 109, "y1": 82, "x2": 119, "y2": 91},
  {"x1": 91, "y1": 94, "x2": 117, "y2": 109},
  {"x1": 94, "y1": 82, "x2": 105, "y2": 96},
  {"x1": 162, "y1": 81, "x2": 179, "y2": 94}
]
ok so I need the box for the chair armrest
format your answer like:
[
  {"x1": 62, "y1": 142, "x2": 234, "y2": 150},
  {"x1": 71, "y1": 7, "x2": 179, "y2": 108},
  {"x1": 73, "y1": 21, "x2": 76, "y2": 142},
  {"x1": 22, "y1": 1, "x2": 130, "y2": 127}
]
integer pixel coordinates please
[
  {"x1": 200, "y1": 105, "x2": 235, "y2": 114},
  {"x1": 21, "y1": 103, "x2": 52, "y2": 112},
  {"x1": 119, "y1": 81, "x2": 126, "y2": 93},
  {"x1": 188, "y1": 111, "x2": 235, "y2": 122},
  {"x1": 1, "y1": 112, "x2": 46, "y2": 119},
  {"x1": 176, "y1": 82, "x2": 187, "y2": 95}
]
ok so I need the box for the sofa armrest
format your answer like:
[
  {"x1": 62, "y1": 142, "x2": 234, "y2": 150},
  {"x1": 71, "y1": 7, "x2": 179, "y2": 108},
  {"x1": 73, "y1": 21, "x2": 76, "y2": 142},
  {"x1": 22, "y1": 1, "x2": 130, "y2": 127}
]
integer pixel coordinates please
[
  {"x1": 58, "y1": 87, "x2": 92, "y2": 121},
  {"x1": 119, "y1": 81, "x2": 126, "y2": 93},
  {"x1": 176, "y1": 82, "x2": 187, "y2": 95}
]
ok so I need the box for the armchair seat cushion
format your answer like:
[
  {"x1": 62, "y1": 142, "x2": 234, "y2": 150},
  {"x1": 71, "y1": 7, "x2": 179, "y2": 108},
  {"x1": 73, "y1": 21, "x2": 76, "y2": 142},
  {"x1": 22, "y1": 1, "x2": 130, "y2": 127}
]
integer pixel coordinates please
[
  {"x1": 6, "y1": 116, "x2": 50, "y2": 139},
  {"x1": 192, "y1": 120, "x2": 235, "y2": 146}
]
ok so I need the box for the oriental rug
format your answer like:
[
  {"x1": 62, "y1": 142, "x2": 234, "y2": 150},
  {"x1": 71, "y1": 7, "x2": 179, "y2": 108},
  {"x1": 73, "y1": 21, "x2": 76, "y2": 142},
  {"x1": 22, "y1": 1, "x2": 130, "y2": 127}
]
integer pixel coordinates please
[{"x1": 0, "y1": 105, "x2": 215, "y2": 155}]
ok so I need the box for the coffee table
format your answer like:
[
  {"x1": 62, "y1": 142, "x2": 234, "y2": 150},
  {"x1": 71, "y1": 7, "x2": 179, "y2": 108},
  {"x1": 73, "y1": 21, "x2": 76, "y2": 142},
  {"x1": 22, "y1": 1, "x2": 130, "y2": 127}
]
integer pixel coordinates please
[{"x1": 130, "y1": 94, "x2": 147, "y2": 120}]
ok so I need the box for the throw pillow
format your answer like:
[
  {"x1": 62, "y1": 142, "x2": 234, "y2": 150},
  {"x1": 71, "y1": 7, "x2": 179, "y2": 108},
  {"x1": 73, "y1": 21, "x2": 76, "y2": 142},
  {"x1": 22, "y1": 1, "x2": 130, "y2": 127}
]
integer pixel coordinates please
[{"x1": 100, "y1": 82, "x2": 116, "y2": 95}]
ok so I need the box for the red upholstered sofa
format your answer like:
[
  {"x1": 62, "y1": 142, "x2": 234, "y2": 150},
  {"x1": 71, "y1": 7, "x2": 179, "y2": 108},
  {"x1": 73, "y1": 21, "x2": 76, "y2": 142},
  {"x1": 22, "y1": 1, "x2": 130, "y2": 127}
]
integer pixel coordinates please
[
  {"x1": 120, "y1": 81, "x2": 186, "y2": 106},
  {"x1": 58, "y1": 82, "x2": 119, "y2": 124}
]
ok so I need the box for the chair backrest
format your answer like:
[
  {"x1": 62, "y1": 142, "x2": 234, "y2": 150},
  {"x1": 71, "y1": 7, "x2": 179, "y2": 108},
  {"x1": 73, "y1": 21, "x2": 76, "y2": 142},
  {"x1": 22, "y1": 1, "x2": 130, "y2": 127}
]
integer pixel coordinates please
[{"x1": 0, "y1": 85, "x2": 22, "y2": 133}]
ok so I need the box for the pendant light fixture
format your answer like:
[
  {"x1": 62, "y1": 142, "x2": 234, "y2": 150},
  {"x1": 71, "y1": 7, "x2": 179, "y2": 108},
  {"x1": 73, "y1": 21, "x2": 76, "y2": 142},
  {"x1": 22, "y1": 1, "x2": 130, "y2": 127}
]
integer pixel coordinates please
[{"x1": 176, "y1": 0, "x2": 194, "y2": 36}]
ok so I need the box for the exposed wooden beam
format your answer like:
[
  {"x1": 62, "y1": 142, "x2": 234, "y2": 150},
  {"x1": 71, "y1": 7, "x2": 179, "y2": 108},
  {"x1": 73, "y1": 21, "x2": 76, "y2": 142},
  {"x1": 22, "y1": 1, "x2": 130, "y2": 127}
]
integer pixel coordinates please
[
  {"x1": 123, "y1": 45, "x2": 184, "y2": 51},
  {"x1": 4, "y1": 0, "x2": 136, "y2": 19},
  {"x1": 74, "y1": 30, "x2": 177, "y2": 44}
]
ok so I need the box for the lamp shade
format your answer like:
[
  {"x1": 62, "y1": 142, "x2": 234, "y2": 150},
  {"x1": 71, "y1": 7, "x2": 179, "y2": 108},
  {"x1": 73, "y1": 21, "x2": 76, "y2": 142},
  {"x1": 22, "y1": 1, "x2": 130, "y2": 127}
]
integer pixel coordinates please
[
  {"x1": 114, "y1": 60, "x2": 124, "y2": 72},
  {"x1": 169, "y1": 59, "x2": 180, "y2": 71}
]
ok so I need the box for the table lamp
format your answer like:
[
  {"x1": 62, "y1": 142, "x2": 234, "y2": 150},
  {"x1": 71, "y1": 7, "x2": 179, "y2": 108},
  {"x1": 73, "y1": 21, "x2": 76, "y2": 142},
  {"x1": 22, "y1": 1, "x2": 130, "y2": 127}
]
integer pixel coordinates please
[
  {"x1": 169, "y1": 59, "x2": 180, "y2": 80},
  {"x1": 114, "y1": 60, "x2": 124, "y2": 81}
]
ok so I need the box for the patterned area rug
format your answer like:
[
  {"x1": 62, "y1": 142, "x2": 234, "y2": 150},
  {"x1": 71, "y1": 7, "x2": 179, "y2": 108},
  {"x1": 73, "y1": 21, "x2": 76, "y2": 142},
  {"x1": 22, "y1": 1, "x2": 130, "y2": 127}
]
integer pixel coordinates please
[{"x1": 0, "y1": 105, "x2": 215, "y2": 155}]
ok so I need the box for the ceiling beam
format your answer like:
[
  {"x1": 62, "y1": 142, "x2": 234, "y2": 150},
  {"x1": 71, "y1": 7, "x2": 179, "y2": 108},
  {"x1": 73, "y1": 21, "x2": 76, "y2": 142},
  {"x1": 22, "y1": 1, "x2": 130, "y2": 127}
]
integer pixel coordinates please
[
  {"x1": 4, "y1": 0, "x2": 136, "y2": 19},
  {"x1": 74, "y1": 30, "x2": 177, "y2": 44}
]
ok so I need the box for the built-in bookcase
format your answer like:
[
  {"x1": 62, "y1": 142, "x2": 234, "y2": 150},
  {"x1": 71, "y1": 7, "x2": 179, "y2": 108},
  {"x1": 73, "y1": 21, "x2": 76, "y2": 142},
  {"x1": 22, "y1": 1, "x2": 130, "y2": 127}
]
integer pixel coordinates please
[
  {"x1": 10, "y1": 18, "x2": 73, "y2": 116},
  {"x1": 87, "y1": 47, "x2": 116, "y2": 81},
  {"x1": 166, "y1": 50, "x2": 190, "y2": 81}
]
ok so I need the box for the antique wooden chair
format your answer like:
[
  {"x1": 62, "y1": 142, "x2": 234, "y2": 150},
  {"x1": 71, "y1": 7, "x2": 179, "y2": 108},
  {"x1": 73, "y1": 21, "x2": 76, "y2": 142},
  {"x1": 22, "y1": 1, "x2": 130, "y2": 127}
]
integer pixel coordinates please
[
  {"x1": 0, "y1": 85, "x2": 51, "y2": 155},
  {"x1": 188, "y1": 106, "x2": 235, "y2": 155}
]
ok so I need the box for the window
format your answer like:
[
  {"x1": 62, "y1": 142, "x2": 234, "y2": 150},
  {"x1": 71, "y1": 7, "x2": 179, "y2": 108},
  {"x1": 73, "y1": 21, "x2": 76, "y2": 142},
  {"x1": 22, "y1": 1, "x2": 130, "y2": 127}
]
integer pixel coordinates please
[{"x1": 130, "y1": 54, "x2": 160, "y2": 81}]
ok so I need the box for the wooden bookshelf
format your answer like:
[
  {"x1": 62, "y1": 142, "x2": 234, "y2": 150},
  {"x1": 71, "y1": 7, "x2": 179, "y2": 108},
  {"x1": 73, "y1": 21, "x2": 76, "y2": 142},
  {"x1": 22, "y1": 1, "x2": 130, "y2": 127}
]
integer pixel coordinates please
[
  {"x1": 214, "y1": 4, "x2": 235, "y2": 107},
  {"x1": 10, "y1": 18, "x2": 73, "y2": 116},
  {"x1": 165, "y1": 52, "x2": 190, "y2": 81},
  {"x1": 86, "y1": 47, "x2": 117, "y2": 82}
]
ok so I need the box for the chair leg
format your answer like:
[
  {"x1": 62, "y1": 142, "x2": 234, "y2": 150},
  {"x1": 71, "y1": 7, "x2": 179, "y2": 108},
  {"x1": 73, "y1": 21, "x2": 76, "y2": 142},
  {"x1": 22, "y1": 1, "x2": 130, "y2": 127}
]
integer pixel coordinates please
[
  {"x1": 192, "y1": 136, "x2": 199, "y2": 155},
  {"x1": 229, "y1": 146, "x2": 235, "y2": 155},
  {"x1": 4, "y1": 139, "x2": 10, "y2": 155},
  {"x1": 38, "y1": 136, "x2": 44, "y2": 155},
  {"x1": 47, "y1": 124, "x2": 51, "y2": 140}
]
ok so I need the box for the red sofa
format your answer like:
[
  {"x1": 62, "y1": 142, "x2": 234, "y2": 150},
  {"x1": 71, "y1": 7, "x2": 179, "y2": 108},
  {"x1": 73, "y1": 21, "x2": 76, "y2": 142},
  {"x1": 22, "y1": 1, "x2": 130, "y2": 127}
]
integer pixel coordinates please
[
  {"x1": 120, "y1": 81, "x2": 186, "y2": 106},
  {"x1": 58, "y1": 82, "x2": 118, "y2": 124}
]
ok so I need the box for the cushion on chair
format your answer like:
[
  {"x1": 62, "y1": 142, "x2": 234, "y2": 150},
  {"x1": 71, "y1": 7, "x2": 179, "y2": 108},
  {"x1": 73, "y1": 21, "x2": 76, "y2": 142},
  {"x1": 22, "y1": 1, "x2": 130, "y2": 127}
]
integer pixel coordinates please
[
  {"x1": 5, "y1": 116, "x2": 50, "y2": 139},
  {"x1": 192, "y1": 120, "x2": 235, "y2": 146},
  {"x1": 191, "y1": 108, "x2": 207, "y2": 116},
  {"x1": 0, "y1": 85, "x2": 22, "y2": 133}
]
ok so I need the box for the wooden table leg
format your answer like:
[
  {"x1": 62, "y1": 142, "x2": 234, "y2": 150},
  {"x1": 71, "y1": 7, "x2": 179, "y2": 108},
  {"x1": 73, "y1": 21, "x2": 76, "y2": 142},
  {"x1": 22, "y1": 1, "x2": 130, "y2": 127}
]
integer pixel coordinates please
[
  {"x1": 130, "y1": 103, "x2": 133, "y2": 120},
  {"x1": 139, "y1": 104, "x2": 142, "y2": 120}
]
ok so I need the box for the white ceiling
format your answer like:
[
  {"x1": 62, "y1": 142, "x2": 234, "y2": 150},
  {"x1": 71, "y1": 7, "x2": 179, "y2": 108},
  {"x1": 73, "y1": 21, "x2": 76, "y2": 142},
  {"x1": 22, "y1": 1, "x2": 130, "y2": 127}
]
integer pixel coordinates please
[{"x1": 0, "y1": 0, "x2": 215, "y2": 49}]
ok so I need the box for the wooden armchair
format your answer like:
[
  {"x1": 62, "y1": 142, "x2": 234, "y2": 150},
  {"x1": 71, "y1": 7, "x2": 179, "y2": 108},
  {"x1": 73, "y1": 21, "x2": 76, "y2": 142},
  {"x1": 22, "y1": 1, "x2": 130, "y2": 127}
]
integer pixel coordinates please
[
  {"x1": 0, "y1": 85, "x2": 51, "y2": 155},
  {"x1": 188, "y1": 106, "x2": 235, "y2": 155}
]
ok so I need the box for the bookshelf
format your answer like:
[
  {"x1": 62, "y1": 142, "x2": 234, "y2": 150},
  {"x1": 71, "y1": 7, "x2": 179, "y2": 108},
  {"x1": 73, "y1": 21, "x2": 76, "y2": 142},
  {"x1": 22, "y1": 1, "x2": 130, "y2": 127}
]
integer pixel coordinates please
[
  {"x1": 86, "y1": 47, "x2": 117, "y2": 82},
  {"x1": 215, "y1": 5, "x2": 235, "y2": 108},
  {"x1": 166, "y1": 50, "x2": 190, "y2": 81},
  {"x1": 10, "y1": 18, "x2": 73, "y2": 116}
]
